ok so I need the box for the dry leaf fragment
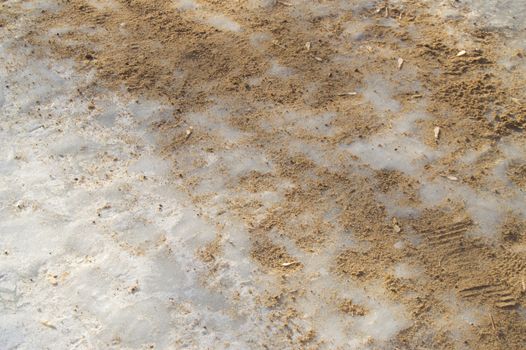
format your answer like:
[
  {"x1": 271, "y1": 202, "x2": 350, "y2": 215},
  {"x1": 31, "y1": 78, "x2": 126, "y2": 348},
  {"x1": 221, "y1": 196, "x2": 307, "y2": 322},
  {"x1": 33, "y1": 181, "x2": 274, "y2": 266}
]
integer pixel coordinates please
[
  {"x1": 456, "y1": 50, "x2": 467, "y2": 57},
  {"x1": 511, "y1": 97, "x2": 521, "y2": 105},
  {"x1": 397, "y1": 57, "x2": 404, "y2": 70},
  {"x1": 434, "y1": 126, "x2": 440, "y2": 140},
  {"x1": 281, "y1": 261, "x2": 299, "y2": 267},
  {"x1": 277, "y1": 0, "x2": 293, "y2": 6},
  {"x1": 305, "y1": 42, "x2": 311, "y2": 51}
]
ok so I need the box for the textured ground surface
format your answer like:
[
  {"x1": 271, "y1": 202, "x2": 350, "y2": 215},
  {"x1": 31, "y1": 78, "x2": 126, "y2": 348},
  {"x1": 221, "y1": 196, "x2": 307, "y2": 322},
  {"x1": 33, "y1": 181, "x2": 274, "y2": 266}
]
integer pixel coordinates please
[{"x1": 1, "y1": 0, "x2": 526, "y2": 349}]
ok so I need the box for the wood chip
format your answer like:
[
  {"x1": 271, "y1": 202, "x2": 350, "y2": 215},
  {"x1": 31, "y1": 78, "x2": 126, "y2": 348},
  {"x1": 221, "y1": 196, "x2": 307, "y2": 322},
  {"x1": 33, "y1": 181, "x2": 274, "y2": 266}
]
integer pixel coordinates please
[
  {"x1": 337, "y1": 92, "x2": 358, "y2": 96},
  {"x1": 305, "y1": 42, "x2": 311, "y2": 51},
  {"x1": 434, "y1": 126, "x2": 440, "y2": 140},
  {"x1": 41, "y1": 321, "x2": 57, "y2": 330},
  {"x1": 489, "y1": 313, "x2": 496, "y2": 331},
  {"x1": 314, "y1": 56, "x2": 323, "y2": 62},
  {"x1": 392, "y1": 217, "x2": 402, "y2": 233},
  {"x1": 48, "y1": 275, "x2": 58, "y2": 286},
  {"x1": 511, "y1": 97, "x2": 521, "y2": 105},
  {"x1": 397, "y1": 57, "x2": 404, "y2": 70},
  {"x1": 521, "y1": 276, "x2": 525, "y2": 292},
  {"x1": 375, "y1": 5, "x2": 385, "y2": 14},
  {"x1": 456, "y1": 50, "x2": 467, "y2": 57},
  {"x1": 281, "y1": 261, "x2": 299, "y2": 267},
  {"x1": 440, "y1": 174, "x2": 458, "y2": 181},
  {"x1": 185, "y1": 126, "x2": 193, "y2": 139},
  {"x1": 277, "y1": 0, "x2": 292, "y2": 6}
]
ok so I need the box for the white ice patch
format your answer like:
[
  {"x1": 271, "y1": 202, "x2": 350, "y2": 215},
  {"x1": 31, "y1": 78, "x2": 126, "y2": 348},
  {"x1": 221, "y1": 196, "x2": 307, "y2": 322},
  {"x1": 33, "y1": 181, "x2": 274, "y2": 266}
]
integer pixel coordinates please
[
  {"x1": 267, "y1": 60, "x2": 295, "y2": 78},
  {"x1": 464, "y1": 0, "x2": 526, "y2": 30},
  {"x1": 205, "y1": 15, "x2": 242, "y2": 32},
  {"x1": 345, "y1": 111, "x2": 436, "y2": 175},
  {"x1": 249, "y1": 32, "x2": 272, "y2": 51},
  {"x1": 420, "y1": 176, "x2": 526, "y2": 239},
  {"x1": 173, "y1": 0, "x2": 199, "y2": 11},
  {"x1": 0, "y1": 78, "x2": 5, "y2": 109},
  {"x1": 247, "y1": 0, "x2": 277, "y2": 9},
  {"x1": 186, "y1": 104, "x2": 247, "y2": 143},
  {"x1": 128, "y1": 154, "x2": 172, "y2": 176},
  {"x1": 171, "y1": 1, "x2": 242, "y2": 33},
  {"x1": 393, "y1": 262, "x2": 424, "y2": 279},
  {"x1": 377, "y1": 191, "x2": 421, "y2": 218},
  {"x1": 266, "y1": 232, "x2": 410, "y2": 348},
  {"x1": 349, "y1": 139, "x2": 432, "y2": 178},
  {"x1": 86, "y1": 0, "x2": 121, "y2": 10},
  {"x1": 433, "y1": 292, "x2": 489, "y2": 347},
  {"x1": 361, "y1": 74, "x2": 401, "y2": 114}
]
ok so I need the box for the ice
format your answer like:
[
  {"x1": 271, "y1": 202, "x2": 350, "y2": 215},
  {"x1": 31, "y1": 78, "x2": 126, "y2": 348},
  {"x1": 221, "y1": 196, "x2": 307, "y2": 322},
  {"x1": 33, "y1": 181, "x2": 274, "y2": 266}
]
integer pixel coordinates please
[
  {"x1": 171, "y1": 1, "x2": 242, "y2": 33},
  {"x1": 464, "y1": 0, "x2": 526, "y2": 30},
  {"x1": 420, "y1": 176, "x2": 526, "y2": 239},
  {"x1": 249, "y1": 32, "x2": 272, "y2": 52},
  {"x1": 0, "y1": 31, "x2": 279, "y2": 348},
  {"x1": 377, "y1": 191, "x2": 421, "y2": 218},
  {"x1": 20, "y1": 0, "x2": 60, "y2": 12},
  {"x1": 265, "y1": 232, "x2": 410, "y2": 348},
  {"x1": 206, "y1": 15, "x2": 242, "y2": 32},
  {"x1": 174, "y1": 0, "x2": 199, "y2": 10},
  {"x1": 247, "y1": 0, "x2": 276, "y2": 9},
  {"x1": 433, "y1": 292, "x2": 489, "y2": 346},
  {"x1": 186, "y1": 105, "x2": 247, "y2": 143},
  {"x1": 361, "y1": 74, "x2": 401, "y2": 114},
  {"x1": 345, "y1": 130, "x2": 436, "y2": 175},
  {"x1": 0, "y1": 79, "x2": 5, "y2": 109},
  {"x1": 267, "y1": 60, "x2": 295, "y2": 78},
  {"x1": 394, "y1": 262, "x2": 423, "y2": 279},
  {"x1": 86, "y1": 0, "x2": 121, "y2": 10},
  {"x1": 4, "y1": 0, "x2": 525, "y2": 348},
  {"x1": 128, "y1": 154, "x2": 172, "y2": 176},
  {"x1": 349, "y1": 81, "x2": 431, "y2": 175}
]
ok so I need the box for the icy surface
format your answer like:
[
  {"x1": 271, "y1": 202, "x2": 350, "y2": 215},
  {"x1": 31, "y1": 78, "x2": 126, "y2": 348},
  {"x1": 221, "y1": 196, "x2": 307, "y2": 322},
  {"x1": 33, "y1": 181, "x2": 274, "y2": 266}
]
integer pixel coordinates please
[
  {"x1": 2, "y1": 0, "x2": 526, "y2": 348},
  {"x1": 0, "y1": 32, "x2": 274, "y2": 349},
  {"x1": 463, "y1": 0, "x2": 526, "y2": 30}
]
